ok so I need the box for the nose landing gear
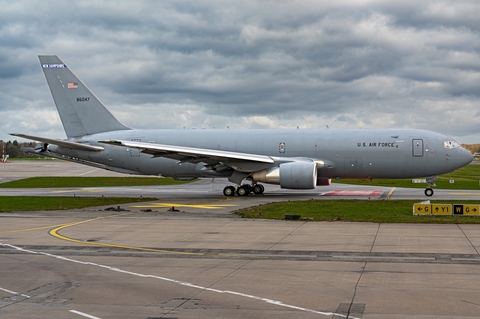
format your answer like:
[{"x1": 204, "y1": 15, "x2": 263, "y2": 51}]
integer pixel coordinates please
[
  {"x1": 424, "y1": 188, "x2": 434, "y2": 196},
  {"x1": 424, "y1": 176, "x2": 437, "y2": 197}
]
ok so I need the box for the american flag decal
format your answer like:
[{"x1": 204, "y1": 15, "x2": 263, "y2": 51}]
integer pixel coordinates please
[{"x1": 67, "y1": 82, "x2": 78, "y2": 89}]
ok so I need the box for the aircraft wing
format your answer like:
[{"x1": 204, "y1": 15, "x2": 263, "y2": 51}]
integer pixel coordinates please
[
  {"x1": 10, "y1": 133, "x2": 104, "y2": 151},
  {"x1": 99, "y1": 139, "x2": 275, "y2": 166}
]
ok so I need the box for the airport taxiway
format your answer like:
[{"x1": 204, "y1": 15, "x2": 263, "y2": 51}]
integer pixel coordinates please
[{"x1": 1, "y1": 161, "x2": 480, "y2": 318}]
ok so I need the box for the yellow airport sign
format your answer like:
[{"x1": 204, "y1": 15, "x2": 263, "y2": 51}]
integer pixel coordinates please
[
  {"x1": 431, "y1": 204, "x2": 451, "y2": 215},
  {"x1": 413, "y1": 203, "x2": 452, "y2": 215},
  {"x1": 413, "y1": 204, "x2": 431, "y2": 215},
  {"x1": 413, "y1": 203, "x2": 480, "y2": 216},
  {"x1": 453, "y1": 204, "x2": 480, "y2": 216}
]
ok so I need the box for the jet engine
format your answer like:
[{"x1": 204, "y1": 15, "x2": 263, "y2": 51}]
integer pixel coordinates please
[{"x1": 251, "y1": 161, "x2": 317, "y2": 189}]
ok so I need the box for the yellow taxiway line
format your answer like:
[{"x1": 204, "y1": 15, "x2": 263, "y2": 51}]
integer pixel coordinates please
[
  {"x1": 48, "y1": 212, "x2": 207, "y2": 256},
  {"x1": 387, "y1": 188, "x2": 395, "y2": 200},
  {"x1": 132, "y1": 202, "x2": 238, "y2": 209},
  {"x1": 0, "y1": 223, "x2": 73, "y2": 234},
  {"x1": 2, "y1": 201, "x2": 246, "y2": 258},
  {"x1": 52, "y1": 189, "x2": 103, "y2": 193}
]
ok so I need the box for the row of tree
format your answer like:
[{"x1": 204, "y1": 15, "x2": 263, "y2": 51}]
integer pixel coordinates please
[
  {"x1": 1, "y1": 140, "x2": 38, "y2": 158},
  {"x1": 462, "y1": 144, "x2": 480, "y2": 154}
]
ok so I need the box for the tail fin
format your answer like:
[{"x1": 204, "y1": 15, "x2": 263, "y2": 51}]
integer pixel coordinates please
[{"x1": 39, "y1": 55, "x2": 130, "y2": 138}]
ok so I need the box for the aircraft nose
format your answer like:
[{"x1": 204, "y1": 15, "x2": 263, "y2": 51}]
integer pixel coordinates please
[{"x1": 458, "y1": 147, "x2": 473, "y2": 166}]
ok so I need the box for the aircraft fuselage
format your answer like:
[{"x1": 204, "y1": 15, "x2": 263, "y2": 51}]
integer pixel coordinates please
[{"x1": 49, "y1": 128, "x2": 472, "y2": 181}]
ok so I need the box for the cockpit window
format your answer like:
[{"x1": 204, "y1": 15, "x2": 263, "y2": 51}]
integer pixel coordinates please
[{"x1": 444, "y1": 140, "x2": 460, "y2": 149}]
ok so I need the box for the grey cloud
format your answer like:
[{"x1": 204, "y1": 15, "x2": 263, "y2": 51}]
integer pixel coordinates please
[{"x1": 0, "y1": 0, "x2": 479, "y2": 143}]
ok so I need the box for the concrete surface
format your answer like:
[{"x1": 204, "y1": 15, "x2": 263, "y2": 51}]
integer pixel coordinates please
[{"x1": 0, "y1": 161, "x2": 480, "y2": 318}]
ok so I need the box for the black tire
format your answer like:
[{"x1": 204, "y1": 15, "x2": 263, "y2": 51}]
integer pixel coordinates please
[
  {"x1": 424, "y1": 188, "x2": 434, "y2": 196},
  {"x1": 223, "y1": 186, "x2": 235, "y2": 196},
  {"x1": 253, "y1": 184, "x2": 264, "y2": 195},
  {"x1": 237, "y1": 185, "x2": 250, "y2": 196}
]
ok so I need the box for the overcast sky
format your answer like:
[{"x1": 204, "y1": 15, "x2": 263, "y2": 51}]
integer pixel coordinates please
[{"x1": 1, "y1": 0, "x2": 480, "y2": 143}]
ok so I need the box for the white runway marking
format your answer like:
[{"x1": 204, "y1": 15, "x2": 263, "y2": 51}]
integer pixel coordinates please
[
  {"x1": 0, "y1": 286, "x2": 30, "y2": 298},
  {"x1": 2, "y1": 243, "x2": 359, "y2": 319},
  {"x1": 78, "y1": 169, "x2": 100, "y2": 176},
  {"x1": 70, "y1": 310, "x2": 102, "y2": 319}
]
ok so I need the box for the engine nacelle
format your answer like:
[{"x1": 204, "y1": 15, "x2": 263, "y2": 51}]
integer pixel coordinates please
[{"x1": 251, "y1": 162, "x2": 317, "y2": 189}]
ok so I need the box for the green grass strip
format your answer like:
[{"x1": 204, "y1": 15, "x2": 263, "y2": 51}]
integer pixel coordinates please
[
  {"x1": 0, "y1": 196, "x2": 154, "y2": 212},
  {"x1": 236, "y1": 200, "x2": 480, "y2": 224},
  {"x1": 333, "y1": 164, "x2": 480, "y2": 190},
  {"x1": 0, "y1": 177, "x2": 194, "y2": 188}
]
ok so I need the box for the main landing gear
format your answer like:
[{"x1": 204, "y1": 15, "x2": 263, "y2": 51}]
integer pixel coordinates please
[{"x1": 223, "y1": 183, "x2": 265, "y2": 197}]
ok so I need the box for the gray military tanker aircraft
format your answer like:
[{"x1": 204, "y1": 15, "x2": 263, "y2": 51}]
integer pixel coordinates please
[{"x1": 11, "y1": 56, "x2": 473, "y2": 197}]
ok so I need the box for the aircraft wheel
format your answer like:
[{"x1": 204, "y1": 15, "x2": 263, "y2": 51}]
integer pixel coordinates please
[
  {"x1": 237, "y1": 185, "x2": 250, "y2": 196},
  {"x1": 223, "y1": 186, "x2": 235, "y2": 196},
  {"x1": 424, "y1": 188, "x2": 434, "y2": 197},
  {"x1": 253, "y1": 184, "x2": 264, "y2": 195}
]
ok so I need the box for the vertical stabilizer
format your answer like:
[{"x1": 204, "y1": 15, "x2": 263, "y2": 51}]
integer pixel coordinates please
[{"x1": 39, "y1": 55, "x2": 130, "y2": 138}]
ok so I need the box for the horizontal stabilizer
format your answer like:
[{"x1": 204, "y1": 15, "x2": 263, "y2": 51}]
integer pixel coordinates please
[
  {"x1": 11, "y1": 133, "x2": 104, "y2": 151},
  {"x1": 21, "y1": 146, "x2": 140, "y2": 174}
]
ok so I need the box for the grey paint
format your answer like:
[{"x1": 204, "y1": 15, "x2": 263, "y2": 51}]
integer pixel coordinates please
[
  {"x1": 39, "y1": 55, "x2": 130, "y2": 138},
  {"x1": 11, "y1": 56, "x2": 474, "y2": 193}
]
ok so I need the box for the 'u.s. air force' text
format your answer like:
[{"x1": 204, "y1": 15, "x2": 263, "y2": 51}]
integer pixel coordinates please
[{"x1": 357, "y1": 142, "x2": 396, "y2": 147}]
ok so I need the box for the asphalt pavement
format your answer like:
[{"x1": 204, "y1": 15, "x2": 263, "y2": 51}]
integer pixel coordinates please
[{"x1": 1, "y1": 161, "x2": 480, "y2": 319}]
